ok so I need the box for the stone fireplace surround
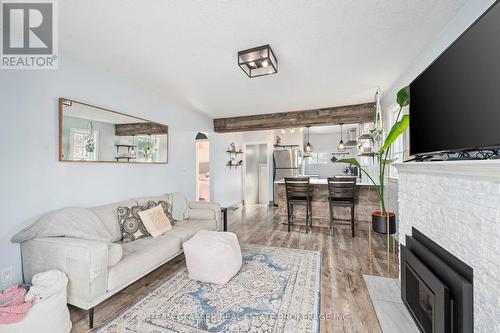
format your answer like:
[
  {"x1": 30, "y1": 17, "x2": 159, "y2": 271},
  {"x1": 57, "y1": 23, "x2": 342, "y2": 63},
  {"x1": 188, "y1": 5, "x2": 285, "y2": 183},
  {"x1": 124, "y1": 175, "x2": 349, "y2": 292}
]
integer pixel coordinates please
[{"x1": 395, "y1": 160, "x2": 500, "y2": 332}]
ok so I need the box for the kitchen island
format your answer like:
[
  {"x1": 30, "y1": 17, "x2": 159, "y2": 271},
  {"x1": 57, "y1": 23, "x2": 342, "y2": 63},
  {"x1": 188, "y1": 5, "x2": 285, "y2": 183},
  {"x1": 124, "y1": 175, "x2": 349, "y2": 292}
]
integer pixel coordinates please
[{"x1": 275, "y1": 177, "x2": 380, "y2": 226}]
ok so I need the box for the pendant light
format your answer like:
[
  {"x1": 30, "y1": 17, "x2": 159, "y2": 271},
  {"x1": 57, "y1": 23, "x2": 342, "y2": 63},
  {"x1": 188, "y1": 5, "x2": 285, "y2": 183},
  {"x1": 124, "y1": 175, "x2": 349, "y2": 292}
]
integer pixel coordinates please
[
  {"x1": 338, "y1": 123, "x2": 345, "y2": 151},
  {"x1": 304, "y1": 125, "x2": 313, "y2": 154}
]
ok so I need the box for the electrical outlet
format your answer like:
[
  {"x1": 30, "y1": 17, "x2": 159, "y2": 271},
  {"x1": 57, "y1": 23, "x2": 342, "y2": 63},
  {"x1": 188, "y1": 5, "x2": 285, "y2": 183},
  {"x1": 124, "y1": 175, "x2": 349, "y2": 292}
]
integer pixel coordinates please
[{"x1": 1, "y1": 267, "x2": 13, "y2": 283}]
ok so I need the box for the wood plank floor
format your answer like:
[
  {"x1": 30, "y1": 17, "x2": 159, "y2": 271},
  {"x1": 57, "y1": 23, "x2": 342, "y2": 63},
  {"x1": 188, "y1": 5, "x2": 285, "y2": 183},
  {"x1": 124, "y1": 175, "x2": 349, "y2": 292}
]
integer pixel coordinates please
[{"x1": 70, "y1": 204, "x2": 399, "y2": 332}]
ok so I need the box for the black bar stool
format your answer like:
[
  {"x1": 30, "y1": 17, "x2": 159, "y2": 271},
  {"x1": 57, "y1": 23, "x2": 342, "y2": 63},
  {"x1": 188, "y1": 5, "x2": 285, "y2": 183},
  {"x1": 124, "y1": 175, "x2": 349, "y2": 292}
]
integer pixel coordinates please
[
  {"x1": 284, "y1": 177, "x2": 313, "y2": 233},
  {"x1": 327, "y1": 177, "x2": 357, "y2": 237}
]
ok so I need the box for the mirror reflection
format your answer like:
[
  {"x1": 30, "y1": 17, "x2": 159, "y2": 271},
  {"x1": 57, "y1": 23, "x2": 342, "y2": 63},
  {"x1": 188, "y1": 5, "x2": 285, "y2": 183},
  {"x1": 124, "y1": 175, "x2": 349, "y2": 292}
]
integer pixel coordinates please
[{"x1": 59, "y1": 98, "x2": 168, "y2": 163}]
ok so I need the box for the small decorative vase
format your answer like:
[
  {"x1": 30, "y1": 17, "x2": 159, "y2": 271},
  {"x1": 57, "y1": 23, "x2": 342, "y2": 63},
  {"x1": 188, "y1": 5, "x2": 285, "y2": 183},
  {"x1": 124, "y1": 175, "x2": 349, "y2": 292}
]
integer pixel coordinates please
[{"x1": 372, "y1": 211, "x2": 396, "y2": 234}]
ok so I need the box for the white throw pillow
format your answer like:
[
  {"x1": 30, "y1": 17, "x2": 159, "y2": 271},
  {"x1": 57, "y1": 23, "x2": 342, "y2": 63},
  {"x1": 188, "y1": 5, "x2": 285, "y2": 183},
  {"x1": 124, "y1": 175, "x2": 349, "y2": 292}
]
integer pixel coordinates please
[{"x1": 137, "y1": 205, "x2": 172, "y2": 238}]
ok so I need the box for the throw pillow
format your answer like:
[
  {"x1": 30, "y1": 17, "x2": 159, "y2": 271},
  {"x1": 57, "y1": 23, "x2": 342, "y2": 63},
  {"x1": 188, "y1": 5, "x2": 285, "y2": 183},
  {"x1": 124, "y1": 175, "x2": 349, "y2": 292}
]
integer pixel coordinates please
[
  {"x1": 117, "y1": 205, "x2": 150, "y2": 243},
  {"x1": 156, "y1": 200, "x2": 175, "y2": 223},
  {"x1": 138, "y1": 204, "x2": 173, "y2": 238}
]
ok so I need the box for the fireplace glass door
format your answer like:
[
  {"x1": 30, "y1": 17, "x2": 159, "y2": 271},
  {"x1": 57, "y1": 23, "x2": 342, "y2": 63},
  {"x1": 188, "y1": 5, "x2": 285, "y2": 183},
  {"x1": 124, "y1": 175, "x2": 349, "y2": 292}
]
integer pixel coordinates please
[{"x1": 405, "y1": 265, "x2": 434, "y2": 332}]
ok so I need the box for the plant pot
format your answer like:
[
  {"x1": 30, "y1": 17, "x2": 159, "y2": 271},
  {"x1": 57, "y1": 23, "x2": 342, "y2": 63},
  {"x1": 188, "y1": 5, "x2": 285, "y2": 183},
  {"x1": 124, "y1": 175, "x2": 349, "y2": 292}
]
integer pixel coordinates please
[{"x1": 372, "y1": 211, "x2": 396, "y2": 234}]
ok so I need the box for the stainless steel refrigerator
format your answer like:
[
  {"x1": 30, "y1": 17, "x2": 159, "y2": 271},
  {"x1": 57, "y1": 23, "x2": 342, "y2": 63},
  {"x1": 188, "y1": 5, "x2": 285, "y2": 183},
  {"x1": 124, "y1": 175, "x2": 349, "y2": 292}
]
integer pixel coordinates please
[{"x1": 273, "y1": 148, "x2": 300, "y2": 205}]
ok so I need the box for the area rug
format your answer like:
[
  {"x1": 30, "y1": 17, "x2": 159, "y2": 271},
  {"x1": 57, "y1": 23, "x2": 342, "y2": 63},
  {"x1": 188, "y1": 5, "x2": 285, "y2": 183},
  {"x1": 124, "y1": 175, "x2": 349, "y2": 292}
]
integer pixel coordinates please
[{"x1": 95, "y1": 244, "x2": 321, "y2": 333}]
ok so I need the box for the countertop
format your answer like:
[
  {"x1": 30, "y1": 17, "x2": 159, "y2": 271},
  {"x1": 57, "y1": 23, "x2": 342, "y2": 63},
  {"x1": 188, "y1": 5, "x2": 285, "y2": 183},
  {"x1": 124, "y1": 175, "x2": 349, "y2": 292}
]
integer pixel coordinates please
[{"x1": 275, "y1": 177, "x2": 378, "y2": 186}]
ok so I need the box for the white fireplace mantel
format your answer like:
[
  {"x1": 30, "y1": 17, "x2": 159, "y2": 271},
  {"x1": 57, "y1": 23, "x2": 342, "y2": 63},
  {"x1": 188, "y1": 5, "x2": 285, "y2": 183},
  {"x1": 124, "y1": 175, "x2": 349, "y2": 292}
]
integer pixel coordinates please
[
  {"x1": 394, "y1": 158, "x2": 500, "y2": 332},
  {"x1": 394, "y1": 159, "x2": 500, "y2": 182}
]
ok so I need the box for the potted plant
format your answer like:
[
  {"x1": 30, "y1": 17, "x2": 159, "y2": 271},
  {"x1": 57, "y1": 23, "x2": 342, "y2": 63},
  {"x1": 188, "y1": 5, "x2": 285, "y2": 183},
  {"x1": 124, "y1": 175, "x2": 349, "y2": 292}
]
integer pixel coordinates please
[{"x1": 334, "y1": 86, "x2": 410, "y2": 234}]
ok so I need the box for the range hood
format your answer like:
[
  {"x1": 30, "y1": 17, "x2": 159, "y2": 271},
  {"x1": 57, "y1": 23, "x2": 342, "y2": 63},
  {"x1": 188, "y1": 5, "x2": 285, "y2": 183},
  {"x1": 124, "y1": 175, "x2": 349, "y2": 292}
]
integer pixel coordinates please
[{"x1": 343, "y1": 128, "x2": 358, "y2": 148}]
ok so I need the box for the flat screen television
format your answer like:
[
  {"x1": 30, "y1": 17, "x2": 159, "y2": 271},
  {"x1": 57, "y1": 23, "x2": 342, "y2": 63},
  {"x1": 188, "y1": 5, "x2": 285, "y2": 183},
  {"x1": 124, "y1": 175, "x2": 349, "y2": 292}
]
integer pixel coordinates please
[{"x1": 409, "y1": 0, "x2": 500, "y2": 157}]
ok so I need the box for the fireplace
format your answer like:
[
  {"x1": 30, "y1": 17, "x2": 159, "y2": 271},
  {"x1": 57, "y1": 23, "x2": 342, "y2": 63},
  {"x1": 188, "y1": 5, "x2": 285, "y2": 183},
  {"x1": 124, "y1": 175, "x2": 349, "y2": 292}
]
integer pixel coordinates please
[{"x1": 401, "y1": 228, "x2": 473, "y2": 333}]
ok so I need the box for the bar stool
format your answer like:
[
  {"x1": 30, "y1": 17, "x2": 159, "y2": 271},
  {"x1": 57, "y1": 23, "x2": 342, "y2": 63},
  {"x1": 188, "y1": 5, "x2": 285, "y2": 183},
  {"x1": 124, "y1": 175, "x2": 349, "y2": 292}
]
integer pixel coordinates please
[
  {"x1": 327, "y1": 177, "x2": 356, "y2": 237},
  {"x1": 284, "y1": 177, "x2": 313, "y2": 233}
]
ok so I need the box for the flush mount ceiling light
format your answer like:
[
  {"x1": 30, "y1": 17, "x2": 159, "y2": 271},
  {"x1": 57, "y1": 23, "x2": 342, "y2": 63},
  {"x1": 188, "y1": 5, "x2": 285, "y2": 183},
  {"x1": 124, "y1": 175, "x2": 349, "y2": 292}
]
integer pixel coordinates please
[{"x1": 238, "y1": 44, "x2": 278, "y2": 78}]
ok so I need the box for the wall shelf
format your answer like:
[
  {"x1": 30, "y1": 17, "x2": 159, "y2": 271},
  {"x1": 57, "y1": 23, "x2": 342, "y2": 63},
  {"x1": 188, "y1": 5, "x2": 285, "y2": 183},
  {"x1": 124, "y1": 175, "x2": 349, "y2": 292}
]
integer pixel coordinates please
[
  {"x1": 226, "y1": 150, "x2": 243, "y2": 154},
  {"x1": 226, "y1": 161, "x2": 243, "y2": 169},
  {"x1": 115, "y1": 144, "x2": 137, "y2": 154},
  {"x1": 359, "y1": 152, "x2": 377, "y2": 157},
  {"x1": 273, "y1": 144, "x2": 300, "y2": 148},
  {"x1": 226, "y1": 146, "x2": 243, "y2": 169},
  {"x1": 115, "y1": 156, "x2": 135, "y2": 162}
]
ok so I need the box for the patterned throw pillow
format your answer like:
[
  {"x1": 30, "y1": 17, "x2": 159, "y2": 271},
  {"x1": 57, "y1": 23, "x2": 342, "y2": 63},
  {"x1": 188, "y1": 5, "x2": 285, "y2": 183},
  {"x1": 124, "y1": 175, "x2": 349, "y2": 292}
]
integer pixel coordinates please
[
  {"x1": 117, "y1": 200, "x2": 175, "y2": 243},
  {"x1": 117, "y1": 205, "x2": 150, "y2": 243}
]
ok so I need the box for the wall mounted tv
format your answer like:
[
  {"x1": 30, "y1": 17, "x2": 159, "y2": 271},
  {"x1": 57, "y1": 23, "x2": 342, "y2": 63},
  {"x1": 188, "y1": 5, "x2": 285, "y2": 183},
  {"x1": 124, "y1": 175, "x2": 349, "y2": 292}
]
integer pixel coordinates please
[{"x1": 409, "y1": 1, "x2": 500, "y2": 157}]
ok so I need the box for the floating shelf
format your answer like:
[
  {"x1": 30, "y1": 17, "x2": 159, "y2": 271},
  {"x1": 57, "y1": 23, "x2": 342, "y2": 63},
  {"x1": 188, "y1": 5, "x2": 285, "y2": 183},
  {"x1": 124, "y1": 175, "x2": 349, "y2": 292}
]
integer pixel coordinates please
[
  {"x1": 359, "y1": 152, "x2": 377, "y2": 157},
  {"x1": 115, "y1": 144, "x2": 137, "y2": 154},
  {"x1": 226, "y1": 161, "x2": 243, "y2": 169},
  {"x1": 226, "y1": 150, "x2": 243, "y2": 154},
  {"x1": 115, "y1": 156, "x2": 135, "y2": 162},
  {"x1": 273, "y1": 144, "x2": 300, "y2": 148},
  {"x1": 357, "y1": 134, "x2": 372, "y2": 140},
  {"x1": 227, "y1": 146, "x2": 243, "y2": 168}
]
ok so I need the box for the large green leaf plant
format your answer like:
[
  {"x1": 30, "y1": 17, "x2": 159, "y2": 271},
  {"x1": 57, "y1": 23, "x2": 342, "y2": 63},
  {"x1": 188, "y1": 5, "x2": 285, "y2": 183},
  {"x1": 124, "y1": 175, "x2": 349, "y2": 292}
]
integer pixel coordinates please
[{"x1": 334, "y1": 87, "x2": 410, "y2": 215}]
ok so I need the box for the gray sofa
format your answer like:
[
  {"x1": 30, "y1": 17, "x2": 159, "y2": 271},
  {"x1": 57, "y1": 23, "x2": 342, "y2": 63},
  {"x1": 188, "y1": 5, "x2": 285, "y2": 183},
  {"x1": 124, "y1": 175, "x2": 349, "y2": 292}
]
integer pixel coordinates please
[{"x1": 19, "y1": 193, "x2": 221, "y2": 326}]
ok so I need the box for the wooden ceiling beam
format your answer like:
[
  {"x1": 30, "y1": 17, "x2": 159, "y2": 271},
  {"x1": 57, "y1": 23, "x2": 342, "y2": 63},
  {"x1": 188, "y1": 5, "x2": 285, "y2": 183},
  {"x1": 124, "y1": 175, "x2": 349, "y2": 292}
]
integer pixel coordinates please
[{"x1": 213, "y1": 102, "x2": 375, "y2": 133}]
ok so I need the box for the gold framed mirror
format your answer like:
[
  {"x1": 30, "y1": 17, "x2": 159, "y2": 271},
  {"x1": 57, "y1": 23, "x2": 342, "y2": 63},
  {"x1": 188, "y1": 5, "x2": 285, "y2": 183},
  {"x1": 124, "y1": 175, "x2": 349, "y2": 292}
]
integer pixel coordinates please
[{"x1": 59, "y1": 98, "x2": 168, "y2": 164}]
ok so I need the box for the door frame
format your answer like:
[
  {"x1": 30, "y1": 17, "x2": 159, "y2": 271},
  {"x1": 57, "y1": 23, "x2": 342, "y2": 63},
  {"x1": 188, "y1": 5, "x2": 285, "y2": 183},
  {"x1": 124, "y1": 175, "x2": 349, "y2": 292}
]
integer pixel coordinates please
[
  {"x1": 243, "y1": 142, "x2": 270, "y2": 205},
  {"x1": 195, "y1": 139, "x2": 209, "y2": 201}
]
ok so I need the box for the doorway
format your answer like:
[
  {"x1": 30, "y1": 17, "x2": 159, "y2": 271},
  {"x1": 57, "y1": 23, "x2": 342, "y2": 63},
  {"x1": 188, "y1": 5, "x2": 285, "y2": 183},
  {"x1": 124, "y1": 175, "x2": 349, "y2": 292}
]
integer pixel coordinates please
[
  {"x1": 244, "y1": 143, "x2": 269, "y2": 204},
  {"x1": 196, "y1": 134, "x2": 210, "y2": 201}
]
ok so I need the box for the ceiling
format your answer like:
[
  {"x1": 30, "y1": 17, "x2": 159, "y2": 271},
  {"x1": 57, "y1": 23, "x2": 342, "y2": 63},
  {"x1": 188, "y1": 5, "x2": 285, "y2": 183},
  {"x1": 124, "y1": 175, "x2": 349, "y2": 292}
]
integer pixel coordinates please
[{"x1": 60, "y1": 0, "x2": 467, "y2": 118}]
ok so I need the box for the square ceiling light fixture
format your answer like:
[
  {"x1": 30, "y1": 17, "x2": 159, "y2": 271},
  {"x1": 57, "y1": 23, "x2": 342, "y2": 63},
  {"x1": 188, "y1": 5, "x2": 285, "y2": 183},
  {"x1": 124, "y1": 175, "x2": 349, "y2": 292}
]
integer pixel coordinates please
[{"x1": 238, "y1": 44, "x2": 278, "y2": 78}]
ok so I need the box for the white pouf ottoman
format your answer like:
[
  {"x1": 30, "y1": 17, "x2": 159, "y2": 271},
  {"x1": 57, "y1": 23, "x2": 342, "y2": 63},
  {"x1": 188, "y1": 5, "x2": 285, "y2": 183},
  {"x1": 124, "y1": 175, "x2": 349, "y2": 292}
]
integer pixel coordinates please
[{"x1": 183, "y1": 230, "x2": 242, "y2": 284}]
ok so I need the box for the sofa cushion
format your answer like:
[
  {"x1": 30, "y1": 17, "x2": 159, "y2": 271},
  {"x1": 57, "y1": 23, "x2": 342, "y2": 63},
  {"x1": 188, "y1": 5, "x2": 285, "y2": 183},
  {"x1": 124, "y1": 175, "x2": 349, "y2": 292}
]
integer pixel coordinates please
[
  {"x1": 107, "y1": 233, "x2": 182, "y2": 291},
  {"x1": 90, "y1": 200, "x2": 137, "y2": 242},
  {"x1": 107, "y1": 243, "x2": 123, "y2": 267},
  {"x1": 188, "y1": 208, "x2": 216, "y2": 220},
  {"x1": 156, "y1": 219, "x2": 217, "y2": 244},
  {"x1": 175, "y1": 219, "x2": 217, "y2": 235},
  {"x1": 166, "y1": 226, "x2": 196, "y2": 244}
]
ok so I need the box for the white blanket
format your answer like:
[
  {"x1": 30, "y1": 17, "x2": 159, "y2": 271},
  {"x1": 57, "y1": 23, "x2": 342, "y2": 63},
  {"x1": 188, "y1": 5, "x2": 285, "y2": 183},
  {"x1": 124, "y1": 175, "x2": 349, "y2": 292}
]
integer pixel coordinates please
[
  {"x1": 25, "y1": 270, "x2": 67, "y2": 301},
  {"x1": 12, "y1": 207, "x2": 113, "y2": 243}
]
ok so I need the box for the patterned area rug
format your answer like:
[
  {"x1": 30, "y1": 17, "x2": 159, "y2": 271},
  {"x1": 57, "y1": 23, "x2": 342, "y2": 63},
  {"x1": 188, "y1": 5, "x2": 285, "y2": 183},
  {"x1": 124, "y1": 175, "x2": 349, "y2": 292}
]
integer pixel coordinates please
[{"x1": 95, "y1": 244, "x2": 321, "y2": 332}]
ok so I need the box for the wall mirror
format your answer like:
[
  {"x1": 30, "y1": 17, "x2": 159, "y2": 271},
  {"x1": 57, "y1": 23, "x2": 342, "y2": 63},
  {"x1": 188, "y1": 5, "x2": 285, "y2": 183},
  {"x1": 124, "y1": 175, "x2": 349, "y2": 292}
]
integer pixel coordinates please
[{"x1": 59, "y1": 98, "x2": 168, "y2": 163}]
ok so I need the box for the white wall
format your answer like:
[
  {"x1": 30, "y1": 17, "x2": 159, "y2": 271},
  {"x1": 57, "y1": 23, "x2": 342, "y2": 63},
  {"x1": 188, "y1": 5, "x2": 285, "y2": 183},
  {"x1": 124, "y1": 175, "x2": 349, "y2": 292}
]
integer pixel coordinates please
[
  {"x1": 0, "y1": 54, "x2": 212, "y2": 289},
  {"x1": 381, "y1": 0, "x2": 496, "y2": 112},
  {"x1": 210, "y1": 132, "x2": 244, "y2": 208}
]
